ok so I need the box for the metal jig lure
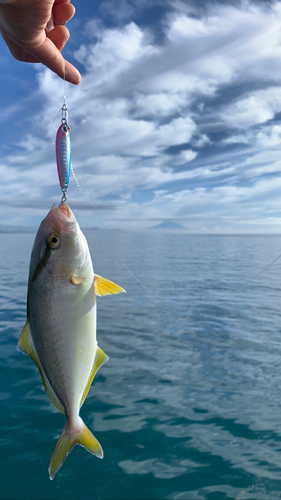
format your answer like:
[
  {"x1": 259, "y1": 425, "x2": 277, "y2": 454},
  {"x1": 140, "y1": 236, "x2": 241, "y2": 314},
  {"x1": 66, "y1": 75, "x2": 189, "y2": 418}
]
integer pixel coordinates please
[{"x1": 56, "y1": 102, "x2": 71, "y2": 203}]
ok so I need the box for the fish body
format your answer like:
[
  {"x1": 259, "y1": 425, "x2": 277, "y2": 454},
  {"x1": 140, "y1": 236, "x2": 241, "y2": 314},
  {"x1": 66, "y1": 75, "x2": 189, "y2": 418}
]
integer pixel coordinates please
[
  {"x1": 56, "y1": 123, "x2": 71, "y2": 192},
  {"x1": 18, "y1": 203, "x2": 125, "y2": 479}
]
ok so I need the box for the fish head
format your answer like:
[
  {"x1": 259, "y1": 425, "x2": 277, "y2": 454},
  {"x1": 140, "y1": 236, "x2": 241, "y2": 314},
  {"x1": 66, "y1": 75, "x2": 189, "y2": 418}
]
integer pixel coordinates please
[{"x1": 29, "y1": 203, "x2": 91, "y2": 282}]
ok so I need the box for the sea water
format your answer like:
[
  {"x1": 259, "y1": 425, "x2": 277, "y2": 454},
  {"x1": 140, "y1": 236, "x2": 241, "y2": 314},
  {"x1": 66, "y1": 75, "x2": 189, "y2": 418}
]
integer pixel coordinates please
[{"x1": 1, "y1": 230, "x2": 281, "y2": 499}]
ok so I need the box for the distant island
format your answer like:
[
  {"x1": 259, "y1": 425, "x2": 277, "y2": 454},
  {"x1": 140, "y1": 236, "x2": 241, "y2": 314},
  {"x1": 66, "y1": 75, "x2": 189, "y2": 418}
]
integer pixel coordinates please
[{"x1": 152, "y1": 221, "x2": 186, "y2": 230}]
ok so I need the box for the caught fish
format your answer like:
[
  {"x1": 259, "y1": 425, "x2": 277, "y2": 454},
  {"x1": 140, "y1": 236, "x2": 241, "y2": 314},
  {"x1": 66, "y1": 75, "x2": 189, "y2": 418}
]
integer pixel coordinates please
[
  {"x1": 18, "y1": 203, "x2": 125, "y2": 480},
  {"x1": 56, "y1": 121, "x2": 71, "y2": 194}
]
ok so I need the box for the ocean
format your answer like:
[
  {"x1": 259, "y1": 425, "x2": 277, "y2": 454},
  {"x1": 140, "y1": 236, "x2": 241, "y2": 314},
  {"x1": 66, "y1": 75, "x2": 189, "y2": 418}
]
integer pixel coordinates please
[{"x1": 1, "y1": 229, "x2": 281, "y2": 499}]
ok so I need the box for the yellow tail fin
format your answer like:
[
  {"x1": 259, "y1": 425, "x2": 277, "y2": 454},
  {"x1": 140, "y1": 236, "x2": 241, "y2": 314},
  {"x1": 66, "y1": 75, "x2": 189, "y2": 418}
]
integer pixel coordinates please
[{"x1": 48, "y1": 419, "x2": 103, "y2": 480}]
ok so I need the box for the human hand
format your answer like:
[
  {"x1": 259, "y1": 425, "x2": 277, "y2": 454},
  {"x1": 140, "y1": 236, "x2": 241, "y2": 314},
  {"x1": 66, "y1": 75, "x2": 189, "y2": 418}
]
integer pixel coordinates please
[{"x1": 0, "y1": 0, "x2": 81, "y2": 85}]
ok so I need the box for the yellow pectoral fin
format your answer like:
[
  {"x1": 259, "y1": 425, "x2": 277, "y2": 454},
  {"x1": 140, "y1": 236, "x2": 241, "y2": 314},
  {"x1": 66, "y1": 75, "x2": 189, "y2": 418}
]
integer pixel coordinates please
[
  {"x1": 94, "y1": 274, "x2": 126, "y2": 296},
  {"x1": 80, "y1": 346, "x2": 109, "y2": 408},
  {"x1": 18, "y1": 321, "x2": 65, "y2": 414}
]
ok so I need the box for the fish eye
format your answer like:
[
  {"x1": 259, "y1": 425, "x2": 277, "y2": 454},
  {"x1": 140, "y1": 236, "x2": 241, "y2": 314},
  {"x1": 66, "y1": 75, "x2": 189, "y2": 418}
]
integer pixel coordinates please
[
  {"x1": 63, "y1": 125, "x2": 68, "y2": 132},
  {"x1": 47, "y1": 234, "x2": 61, "y2": 249}
]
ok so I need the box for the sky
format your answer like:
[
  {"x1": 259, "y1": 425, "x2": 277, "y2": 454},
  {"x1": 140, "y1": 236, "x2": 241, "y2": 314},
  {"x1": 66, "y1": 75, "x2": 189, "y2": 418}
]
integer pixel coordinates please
[{"x1": 1, "y1": 0, "x2": 281, "y2": 232}]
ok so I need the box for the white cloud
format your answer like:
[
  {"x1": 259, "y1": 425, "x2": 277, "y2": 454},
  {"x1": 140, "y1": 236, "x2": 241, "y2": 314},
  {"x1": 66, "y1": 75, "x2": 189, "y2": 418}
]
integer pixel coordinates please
[
  {"x1": 133, "y1": 92, "x2": 186, "y2": 117},
  {"x1": 257, "y1": 124, "x2": 281, "y2": 147},
  {"x1": 192, "y1": 134, "x2": 211, "y2": 148},
  {"x1": 74, "y1": 22, "x2": 158, "y2": 88},
  {"x1": 174, "y1": 149, "x2": 197, "y2": 164},
  {"x1": 222, "y1": 88, "x2": 281, "y2": 128},
  {"x1": 167, "y1": 14, "x2": 216, "y2": 40},
  {"x1": 156, "y1": 117, "x2": 196, "y2": 148},
  {"x1": 223, "y1": 95, "x2": 274, "y2": 128}
]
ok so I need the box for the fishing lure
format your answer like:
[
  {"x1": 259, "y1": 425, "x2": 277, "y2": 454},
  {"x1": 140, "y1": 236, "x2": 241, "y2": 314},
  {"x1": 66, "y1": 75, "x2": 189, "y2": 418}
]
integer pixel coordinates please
[{"x1": 56, "y1": 103, "x2": 71, "y2": 202}]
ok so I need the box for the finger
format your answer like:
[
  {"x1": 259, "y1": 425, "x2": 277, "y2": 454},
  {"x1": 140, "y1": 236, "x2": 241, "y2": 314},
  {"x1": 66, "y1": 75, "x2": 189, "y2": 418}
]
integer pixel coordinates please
[
  {"x1": 64, "y1": 59, "x2": 81, "y2": 85},
  {"x1": 52, "y1": 2, "x2": 75, "y2": 27},
  {"x1": 1, "y1": 28, "x2": 81, "y2": 84},
  {"x1": 29, "y1": 35, "x2": 81, "y2": 84},
  {"x1": 47, "y1": 25, "x2": 69, "y2": 53}
]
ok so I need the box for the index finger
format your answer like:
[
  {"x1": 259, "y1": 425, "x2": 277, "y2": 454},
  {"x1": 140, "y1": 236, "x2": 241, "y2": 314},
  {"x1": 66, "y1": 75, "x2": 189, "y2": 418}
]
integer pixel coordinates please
[{"x1": 29, "y1": 32, "x2": 81, "y2": 84}]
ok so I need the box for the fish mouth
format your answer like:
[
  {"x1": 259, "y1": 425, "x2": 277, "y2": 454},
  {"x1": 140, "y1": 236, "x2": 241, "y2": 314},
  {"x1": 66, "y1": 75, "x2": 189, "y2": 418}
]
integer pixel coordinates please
[
  {"x1": 50, "y1": 203, "x2": 76, "y2": 232},
  {"x1": 58, "y1": 203, "x2": 73, "y2": 220}
]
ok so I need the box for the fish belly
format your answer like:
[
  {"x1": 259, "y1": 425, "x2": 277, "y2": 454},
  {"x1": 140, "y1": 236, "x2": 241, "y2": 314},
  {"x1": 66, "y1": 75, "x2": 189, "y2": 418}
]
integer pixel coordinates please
[{"x1": 28, "y1": 272, "x2": 96, "y2": 417}]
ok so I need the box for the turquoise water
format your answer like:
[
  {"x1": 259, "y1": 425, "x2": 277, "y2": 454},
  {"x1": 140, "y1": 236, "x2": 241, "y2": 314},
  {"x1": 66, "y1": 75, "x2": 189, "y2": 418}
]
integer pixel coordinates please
[{"x1": 1, "y1": 230, "x2": 281, "y2": 499}]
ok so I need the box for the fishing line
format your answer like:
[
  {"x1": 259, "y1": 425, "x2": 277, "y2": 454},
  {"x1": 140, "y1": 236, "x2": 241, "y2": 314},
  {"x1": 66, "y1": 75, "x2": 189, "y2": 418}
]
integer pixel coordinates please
[
  {"x1": 72, "y1": 162, "x2": 281, "y2": 308},
  {"x1": 52, "y1": 65, "x2": 67, "y2": 125},
  {"x1": 56, "y1": 77, "x2": 183, "y2": 304},
  {"x1": 66, "y1": 154, "x2": 281, "y2": 306},
  {"x1": 63, "y1": 63, "x2": 66, "y2": 108},
  {"x1": 72, "y1": 160, "x2": 182, "y2": 304},
  {"x1": 215, "y1": 250, "x2": 281, "y2": 301},
  {"x1": 56, "y1": 76, "x2": 176, "y2": 302},
  {"x1": 60, "y1": 79, "x2": 280, "y2": 306}
]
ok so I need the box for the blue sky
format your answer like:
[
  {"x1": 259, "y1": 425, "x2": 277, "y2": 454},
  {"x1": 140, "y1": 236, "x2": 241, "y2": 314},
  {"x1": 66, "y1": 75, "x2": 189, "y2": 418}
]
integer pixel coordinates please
[{"x1": 1, "y1": 0, "x2": 281, "y2": 232}]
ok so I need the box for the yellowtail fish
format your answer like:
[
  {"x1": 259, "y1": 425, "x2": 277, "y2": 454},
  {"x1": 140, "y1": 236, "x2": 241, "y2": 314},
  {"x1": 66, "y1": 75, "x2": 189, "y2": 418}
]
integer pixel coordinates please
[{"x1": 18, "y1": 203, "x2": 125, "y2": 480}]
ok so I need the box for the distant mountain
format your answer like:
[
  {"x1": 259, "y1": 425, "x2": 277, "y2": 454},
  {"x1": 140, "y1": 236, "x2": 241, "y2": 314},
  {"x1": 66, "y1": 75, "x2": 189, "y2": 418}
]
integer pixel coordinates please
[{"x1": 152, "y1": 221, "x2": 186, "y2": 230}]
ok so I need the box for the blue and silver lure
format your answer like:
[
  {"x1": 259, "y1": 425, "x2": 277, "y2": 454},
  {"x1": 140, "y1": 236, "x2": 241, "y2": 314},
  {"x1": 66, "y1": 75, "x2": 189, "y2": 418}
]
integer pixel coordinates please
[{"x1": 56, "y1": 103, "x2": 71, "y2": 202}]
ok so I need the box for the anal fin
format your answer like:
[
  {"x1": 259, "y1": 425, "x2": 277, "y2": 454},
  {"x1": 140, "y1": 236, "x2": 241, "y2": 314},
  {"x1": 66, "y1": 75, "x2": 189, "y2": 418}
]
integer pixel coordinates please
[
  {"x1": 18, "y1": 321, "x2": 65, "y2": 414},
  {"x1": 80, "y1": 346, "x2": 109, "y2": 408}
]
